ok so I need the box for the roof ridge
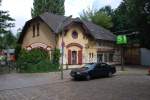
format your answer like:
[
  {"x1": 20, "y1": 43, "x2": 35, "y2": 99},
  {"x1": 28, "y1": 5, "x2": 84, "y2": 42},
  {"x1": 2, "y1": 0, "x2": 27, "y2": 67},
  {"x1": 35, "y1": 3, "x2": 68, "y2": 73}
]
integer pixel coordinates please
[{"x1": 21, "y1": 12, "x2": 116, "y2": 42}]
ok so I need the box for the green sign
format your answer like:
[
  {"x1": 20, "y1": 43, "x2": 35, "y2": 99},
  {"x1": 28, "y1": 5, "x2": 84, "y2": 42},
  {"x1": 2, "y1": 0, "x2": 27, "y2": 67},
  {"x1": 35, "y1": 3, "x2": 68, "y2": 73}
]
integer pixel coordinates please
[{"x1": 117, "y1": 35, "x2": 127, "y2": 44}]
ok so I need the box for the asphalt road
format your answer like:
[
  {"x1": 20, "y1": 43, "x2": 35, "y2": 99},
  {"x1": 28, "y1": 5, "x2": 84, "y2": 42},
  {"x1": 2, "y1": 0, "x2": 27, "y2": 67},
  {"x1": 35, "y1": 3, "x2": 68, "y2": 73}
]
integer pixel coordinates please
[{"x1": 0, "y1": 67, "x2": 150, "y2": 100}]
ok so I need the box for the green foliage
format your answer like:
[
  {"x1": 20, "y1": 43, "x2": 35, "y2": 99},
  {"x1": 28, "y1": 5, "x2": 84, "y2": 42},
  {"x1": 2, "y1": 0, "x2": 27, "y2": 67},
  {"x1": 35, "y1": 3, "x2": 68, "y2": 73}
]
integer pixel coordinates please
[
  {"x1": 99, "y1": 6, "x2": 114, "y2": 16},
  {"x1": 91, "y1": 11, "x2": 113, "y2": 29},
  {"x1": 0, "y1": 31, "x2": 16, "y2": 50},
  {"x1": 80, "y1": 8, "x2": 95, "y2": 21},
  {"x1": 0, "y1": 55, "x2": 6, "y2": 61},
  {"x1": 0, "y1": 11, "x2": 15, "y2": 34},
  {"x1": 31, "y1": 0, "x2": 65, "y2": 17},
  {"x1": 52, "y1": 48, "x2": 61, "y2": 65},
  {"x1": 15, "y1": 44, "x2": 21, "y2": 59},
  {"x1": 112, "y1": 0, "x2": 150, "y2": 48},
  {"x1": 0, "y1": 0, "x2": 15, "y2": 50},
  {"x1": 17, "y1": 49, "x2": 59, "y2": 73},
  {"x1": 18, "y1": 49, "x2": 49, "y2": 64},
  {"x1": 80, "y1": 7, "x2": 113, "y2": 29},
  {"x1": 18, "y1": 60, "x2": 59, "y2": 73}
]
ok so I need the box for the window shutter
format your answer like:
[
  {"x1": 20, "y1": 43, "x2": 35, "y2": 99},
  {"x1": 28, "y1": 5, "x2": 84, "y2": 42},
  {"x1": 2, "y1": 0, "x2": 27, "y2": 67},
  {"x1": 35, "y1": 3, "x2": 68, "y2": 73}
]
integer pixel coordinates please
[
  {"x1": 78, "y1": 50, "x2": 82, "y2": 64},
  {"x1": 68, "y1": 49, "x2": 71, "y2": 64}
]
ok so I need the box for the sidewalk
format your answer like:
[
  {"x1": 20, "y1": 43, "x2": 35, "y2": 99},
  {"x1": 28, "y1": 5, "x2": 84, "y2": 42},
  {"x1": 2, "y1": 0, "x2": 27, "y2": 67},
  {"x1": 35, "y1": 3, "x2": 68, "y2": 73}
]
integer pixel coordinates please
[
  {"x1": 116, "y1": 65, "x2": 149, "y2": 75},
  {"x1": 0, "y1": 70, "x2": 71, "y2": 91}
]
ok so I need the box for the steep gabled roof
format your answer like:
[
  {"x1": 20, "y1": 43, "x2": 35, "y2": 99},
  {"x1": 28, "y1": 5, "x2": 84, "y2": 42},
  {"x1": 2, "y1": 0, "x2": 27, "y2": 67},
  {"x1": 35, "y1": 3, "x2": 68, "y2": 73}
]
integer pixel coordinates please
[
  {"x1": 18, "y1": 12, "x2": 116, "y2": 43},
  {"x1": 82, "y1": 21, "x2": 116, "y2": 41},
  {"x1": 40, "y1": 12, "x2": 116, "y2": 41},
  {"x1": 40, "y1": 12, "x2": 66, "y2": 33}
]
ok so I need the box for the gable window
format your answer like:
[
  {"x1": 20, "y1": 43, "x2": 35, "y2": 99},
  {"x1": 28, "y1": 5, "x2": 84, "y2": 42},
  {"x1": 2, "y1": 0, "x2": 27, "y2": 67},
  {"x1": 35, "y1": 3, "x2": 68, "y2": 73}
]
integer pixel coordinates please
[
  {"x1": 32, "y1": 25, "x2": 35, "y2": 37},
  {"x1": 92, "y1": 53, "x2": 94, "y2": 58},
  {"x1": 72, "y1": 30, "x2": 78, "y2": 39},
  {"x1": 89, "y1": 53, "x2": 91, "y2": 58},
  {"x1": 37, "y1": 23, "x2": 40, "y2": 36}
]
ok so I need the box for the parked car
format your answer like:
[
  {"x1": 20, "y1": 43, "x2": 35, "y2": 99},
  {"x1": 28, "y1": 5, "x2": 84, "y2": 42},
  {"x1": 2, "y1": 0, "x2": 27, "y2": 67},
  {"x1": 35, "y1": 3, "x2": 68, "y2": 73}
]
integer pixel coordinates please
[
  {"x1": 70, "y1": 63, "x2": 116, "y2": 80},
  {"x1": 148, "y1": 68, "x2": 150, "y2": 75}
]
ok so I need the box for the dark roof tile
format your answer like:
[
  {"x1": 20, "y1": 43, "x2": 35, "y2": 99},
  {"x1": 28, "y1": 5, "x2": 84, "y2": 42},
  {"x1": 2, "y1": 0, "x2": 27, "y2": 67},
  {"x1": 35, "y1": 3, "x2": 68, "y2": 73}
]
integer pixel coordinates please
[{"x1": 19, "y1": 12, "x2": 116, "y2": 42}]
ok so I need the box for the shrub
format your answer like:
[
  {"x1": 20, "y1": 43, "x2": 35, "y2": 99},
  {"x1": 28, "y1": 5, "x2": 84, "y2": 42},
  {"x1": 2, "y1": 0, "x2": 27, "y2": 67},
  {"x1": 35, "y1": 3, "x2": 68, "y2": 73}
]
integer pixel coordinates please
[
  {"x1": 16, "y1": 48, "x2": 60, "y2": 73},
  {"x1": 52, "y1": 48, "x2": 61, "y2": 64}
]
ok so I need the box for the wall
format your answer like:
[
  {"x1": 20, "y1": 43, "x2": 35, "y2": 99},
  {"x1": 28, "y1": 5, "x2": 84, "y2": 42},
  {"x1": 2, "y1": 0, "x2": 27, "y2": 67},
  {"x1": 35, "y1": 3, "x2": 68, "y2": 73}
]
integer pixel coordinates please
[
  {"x1": 22, "y1": 20, "x2": 56, "y2": 49},
  {"x1": 57, "y1": 23, "x2": 97, "y2": 64},
  {"x1": 124, "y1": 47, "x2": 140, "y2": 65},
  {"x1": 141, "y1": 48, "x2": 150, "y2": 66}
]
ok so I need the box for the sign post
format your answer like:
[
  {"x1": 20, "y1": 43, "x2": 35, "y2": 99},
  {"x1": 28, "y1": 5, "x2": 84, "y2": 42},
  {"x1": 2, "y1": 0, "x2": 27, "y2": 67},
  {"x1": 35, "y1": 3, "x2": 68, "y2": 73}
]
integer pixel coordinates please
[
  {"x1": 60, "y1": 15, "x2": 72, "y2": 80},
  {"x1": 116, "y1": 35, "x2": 127, "y2": 71}
]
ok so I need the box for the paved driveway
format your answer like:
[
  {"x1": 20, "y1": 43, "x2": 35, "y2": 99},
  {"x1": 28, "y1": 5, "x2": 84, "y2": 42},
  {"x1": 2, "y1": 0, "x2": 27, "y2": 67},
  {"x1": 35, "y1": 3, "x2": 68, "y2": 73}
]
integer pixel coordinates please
[
  {"x1": 0, "y1": 70, "x2": 71, "y2": 91},
  {"x1": 0, "y1": 66, "x2": 150, "y2": 100}
]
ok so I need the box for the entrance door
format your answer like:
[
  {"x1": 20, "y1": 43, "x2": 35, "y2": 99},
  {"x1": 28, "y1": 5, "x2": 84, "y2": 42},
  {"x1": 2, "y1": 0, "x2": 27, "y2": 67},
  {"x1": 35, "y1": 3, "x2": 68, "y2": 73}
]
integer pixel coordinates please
[
  {"x1": 72, "y1": 51, "x2": 77, "y2": 64},
  {"x1": 97, "y1": 53, "x2": 103, "y2": 63}
]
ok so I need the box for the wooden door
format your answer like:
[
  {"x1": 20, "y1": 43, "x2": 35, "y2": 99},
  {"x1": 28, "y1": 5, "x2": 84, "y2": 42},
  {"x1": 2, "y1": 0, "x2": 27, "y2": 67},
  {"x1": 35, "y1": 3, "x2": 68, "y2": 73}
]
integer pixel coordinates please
[
  {"x1": 78, "y1": 50, "x2": 82, "y2": 64},
  {"x1": 68, "y1": 49, "x2": 71, "y2": 64}
]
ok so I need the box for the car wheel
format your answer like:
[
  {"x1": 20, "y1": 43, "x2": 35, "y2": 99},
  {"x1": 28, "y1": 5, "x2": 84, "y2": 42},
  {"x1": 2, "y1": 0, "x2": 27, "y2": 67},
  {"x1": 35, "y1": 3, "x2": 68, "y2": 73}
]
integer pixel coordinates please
[
  {"x1": 86, "y1": 74, "x2": 91, "y2": 80},
  {"x1": 108, "y1": 72, "x2": 112, "y2": 77}
]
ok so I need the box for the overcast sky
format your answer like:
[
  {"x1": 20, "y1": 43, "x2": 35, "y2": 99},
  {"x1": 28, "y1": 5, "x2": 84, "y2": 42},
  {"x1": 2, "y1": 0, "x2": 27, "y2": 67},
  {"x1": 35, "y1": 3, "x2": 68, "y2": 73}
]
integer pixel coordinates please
[{"x1": 1, "y1": 0, "x2": 122, "y2": 35}]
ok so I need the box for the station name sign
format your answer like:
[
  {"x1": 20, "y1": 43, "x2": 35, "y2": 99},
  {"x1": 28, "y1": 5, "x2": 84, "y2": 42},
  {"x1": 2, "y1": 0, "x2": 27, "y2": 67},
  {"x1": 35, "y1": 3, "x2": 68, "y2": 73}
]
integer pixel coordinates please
[{"x1": 116, "y1": 35, "x2": 127, "y2": 44}]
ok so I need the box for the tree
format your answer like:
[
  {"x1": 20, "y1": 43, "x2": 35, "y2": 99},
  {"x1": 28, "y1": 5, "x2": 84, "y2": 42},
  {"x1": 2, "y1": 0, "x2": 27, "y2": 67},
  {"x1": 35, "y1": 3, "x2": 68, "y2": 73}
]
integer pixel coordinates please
[
  {"x1": 112, "y1": 0, "x2": 150, "y2": 48},
  {"x1": 125, "y1": 0, "x2": 150, "y2": 48},
  {"x1": 91, "y1": 11, "x2": 113, "y2": 29},
  {"x1": 80, "y1": 8, "x2": 95, "y2": 21},
  {"x1": 16, "y1": 28, "x2": 22, "y2": 39},
  {"x1": 52, "y1": 48, "x2": 61, "y2": 65},
  {"x1": 31, "y1": 0, "x2": 65, "y2": 17},
  {"x1": 0, "y1": 0, "x2": 15, "y2": 50},
  {"x1": 99, "y1": 6, "x2": 113, "y2": 16},
  {"x1": 112, "y1": 1, "x2": 132, "y2": 32},
  {"x1": 3, "y1": 31, "x2": 16, "y2": 48},
  {"x1": 80, "y1": 7, "x2": 113, "y2": 29},
  {"x1": 0, "y1": 11, "x2": 14, "y2": 34}
]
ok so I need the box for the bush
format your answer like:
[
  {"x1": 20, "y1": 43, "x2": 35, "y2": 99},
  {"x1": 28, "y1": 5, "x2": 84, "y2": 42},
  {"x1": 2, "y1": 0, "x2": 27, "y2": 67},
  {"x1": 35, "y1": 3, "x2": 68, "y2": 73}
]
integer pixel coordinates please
[
  {"x1": 52, "y1": 48, "x2": 61, "y2": 64},
  {"x1": 16, "y1": 48, "x2": 60, "y2": 73}
]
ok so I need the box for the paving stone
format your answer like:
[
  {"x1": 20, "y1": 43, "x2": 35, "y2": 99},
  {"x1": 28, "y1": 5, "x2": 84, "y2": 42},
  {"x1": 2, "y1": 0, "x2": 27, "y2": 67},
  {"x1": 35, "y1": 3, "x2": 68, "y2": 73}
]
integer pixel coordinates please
[{"x1": 0, "y1": 67, "x2": 150, "y2": 100}]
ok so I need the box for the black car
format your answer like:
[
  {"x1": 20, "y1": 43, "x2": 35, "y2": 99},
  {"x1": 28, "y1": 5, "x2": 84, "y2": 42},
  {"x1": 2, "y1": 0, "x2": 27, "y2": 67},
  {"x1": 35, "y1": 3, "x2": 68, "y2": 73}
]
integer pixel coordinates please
[{"x1": 70, "y1": 63, "x2": 116, "y2": 80}]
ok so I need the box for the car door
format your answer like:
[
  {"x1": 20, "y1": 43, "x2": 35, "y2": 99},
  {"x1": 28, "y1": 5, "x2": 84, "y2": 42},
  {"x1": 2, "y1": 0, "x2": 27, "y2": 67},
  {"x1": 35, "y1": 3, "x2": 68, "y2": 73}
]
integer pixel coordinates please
[
  {"x1": 90, "y1": 64, "x2": 100, "y2": 78},
  {"x1": 100, "y1": 63, "x2": 109, "y2": 76}
]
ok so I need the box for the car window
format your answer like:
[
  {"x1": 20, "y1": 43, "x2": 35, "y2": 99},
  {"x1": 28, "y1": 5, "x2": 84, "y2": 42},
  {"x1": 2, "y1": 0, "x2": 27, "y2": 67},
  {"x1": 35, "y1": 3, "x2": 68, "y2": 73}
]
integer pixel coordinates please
[
  {"x1": 95, "y1": 64, "x2": 101, "y2": 68},
  {"x1": 84, "y1": 63, "x2": 95, "y2": 69},
  {"x1": 101, "y1": 63, "x2": 107, "y2": 67},
  {"x1": 101, "y1": 63, "x2": 108, "y2": 68}
]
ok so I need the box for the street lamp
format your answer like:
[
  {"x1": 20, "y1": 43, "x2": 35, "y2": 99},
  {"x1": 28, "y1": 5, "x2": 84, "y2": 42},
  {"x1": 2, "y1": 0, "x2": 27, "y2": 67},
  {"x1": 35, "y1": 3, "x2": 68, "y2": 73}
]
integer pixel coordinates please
[{"x1": 60, "y1": 15, "x2": 72, "y2": 80}]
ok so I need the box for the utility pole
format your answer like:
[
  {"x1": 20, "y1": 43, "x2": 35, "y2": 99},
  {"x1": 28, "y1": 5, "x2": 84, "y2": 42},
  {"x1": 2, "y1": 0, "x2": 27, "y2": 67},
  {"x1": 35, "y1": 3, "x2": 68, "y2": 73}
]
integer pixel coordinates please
[
  {"x1": 117, "y1": 35, "x2": 127, "y2": 71},
  {"x1": 121, "y1": 45, "x2": 124, "y2": 71},
  {"x1": 60, "y1": 15, "x2": 72, "y2": 80}
]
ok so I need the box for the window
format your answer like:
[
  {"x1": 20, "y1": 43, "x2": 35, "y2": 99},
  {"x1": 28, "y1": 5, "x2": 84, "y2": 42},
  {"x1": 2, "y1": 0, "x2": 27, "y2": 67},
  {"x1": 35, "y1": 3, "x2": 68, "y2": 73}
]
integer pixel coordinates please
[
  {"x1": 89, "y1": 53, "x2": 91, "y2": 58},
  {"x1": 89, "y1": 53, "x2": 94, "y2": 58},
  {"x1": 72, "y1": 30, "x2": 78, "y2": 39},
  {"x1": 104, "y1": 53, "x2": 108, "y2": 62},
  {"x1": 100, "y1": 63, "x2": 107, "y2": 67},
  {"x1": 109, "y1": 53, "x2": 114, "y2": 62},
  {"x1": 37, "y1": 23, "x2": 40, "y2": 36},
  {"x1": 33, "y1": 25, "x2": 35, "y2": 37},
  {"x1": 95, "y1": 63, "x2": 101, "y2": 69}
]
